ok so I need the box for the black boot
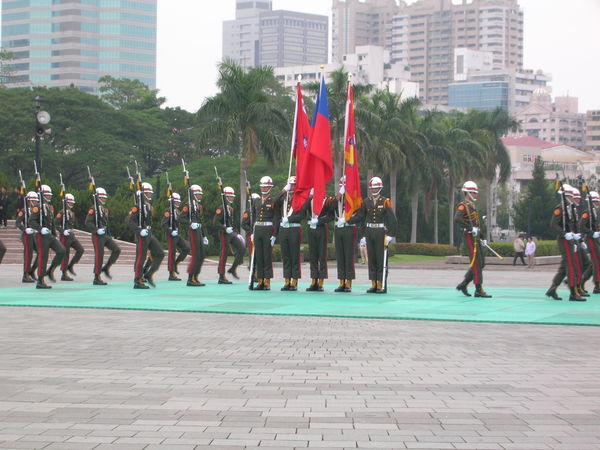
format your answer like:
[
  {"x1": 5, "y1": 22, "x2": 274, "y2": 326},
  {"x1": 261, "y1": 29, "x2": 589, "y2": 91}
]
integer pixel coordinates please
[
  {"x1": 578, "y1": 286, "x2": 590, "y2": 297},
  {"x1": 36, "y1": 279, "x2": 52, "y2": 289},
  {"x1": 22, "y1": 273, "x2": 35, "y2": 283},
  {"x1": 456, "y1": 281, "x2": 471, "y2": 297},
  {"x1": 187, "y1": 274, "x2": 203, "y2": 287},
  {"x1": 545, "y1": 286, "x2": 561, "y2": 300},
  {"x1": 281, "y1": 278, "x2": 291, "y2": 291},
  {"x1": 594, "y1": 282, "x2": 600, "y2": 294},
  {"x1": 61, "y1": 272, "x2": 74, "y2": 281},
  {"x1": 145, "y1": 273, "x2": 156, "y2": 288},
  {"x1": 366, "y1": 281, "x2": 377, "y2": 293},
  {"x1": 569, "y1": 287, "x2": 585, "y2": 301},
  {"x1": 101, "y1": 265, "x2": 112, "y2": 279},
  {"x1": 335, "y1": 280, "x2": 347, "y2": 293},
  {"x1": 67, "y1": 264, "x2": 77, "y2": 276},
  {"x1": 46, "y1": 266, "x2": 57, "y2": 283},
  {"x1": 474, "y1": 284, "x2": 492, "y2": 298},
  {"x1": 168, "y1": 271, "x2": 181, "y2": 281},
  {"x1": 227, "y1": 266, "x2": 239, "y2": 280},
  {"x1": 219, "y1": 275, "x2": 232, "y2": 285},
  {"x1": 134, "y1": 278, "x2": 149, "y2": 289},
  {"x1": 306, "y1": 279, "x2": 318, "y2": 291},
  {"x1": 93, "y1": 274, "x2": 107, "y2": 286}
]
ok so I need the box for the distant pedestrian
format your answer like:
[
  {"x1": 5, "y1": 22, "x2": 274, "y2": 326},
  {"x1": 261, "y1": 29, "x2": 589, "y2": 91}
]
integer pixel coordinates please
[
  {"x1": 513, "y1": 235, "x2": 526, "y2": 265},
  {"x1": 359, "y1": 236, "x2": 368, "y2": 264},
  {"x1": 0, "y1": 187, "x2": 8, "y2": 227},
  {"x1": 525, "y1": 237, "x2": 536, "y2": 268}
]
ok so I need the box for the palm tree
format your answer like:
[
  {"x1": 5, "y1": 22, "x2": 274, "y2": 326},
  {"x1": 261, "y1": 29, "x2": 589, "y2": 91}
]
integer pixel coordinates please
[{"x1": 197, "y1": 60, "x2": 291, "y2": 223}]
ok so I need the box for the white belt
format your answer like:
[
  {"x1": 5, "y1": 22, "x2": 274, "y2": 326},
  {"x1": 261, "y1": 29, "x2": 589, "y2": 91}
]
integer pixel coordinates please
[
  {"x1": 282, "y1": 223, "x2": 301, "y2": 228},
  {"x1": 366, "y1": 223, "x2": 385, "y2": 228},
  {"x1": 255, "y1": 221, "x2": 273, "y2": 226}
]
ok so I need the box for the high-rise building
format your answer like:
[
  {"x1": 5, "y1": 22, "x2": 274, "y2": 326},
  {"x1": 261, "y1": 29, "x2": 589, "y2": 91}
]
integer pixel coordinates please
[
  {"x1": 223, "y1": 0, "x2": 328, "y2": 69},
  {"x1": 390, "y1": 0, "x2": 523, "y2": 104},
  {"x1": 1, "y1": 0, "x2": 157, "y2": 93},
  {"x1": 331, "y1": 0, "x2": 400, "y2": 64},
  {"x1": 586, "y1": 110, "x2": 600, "y2": 152}
]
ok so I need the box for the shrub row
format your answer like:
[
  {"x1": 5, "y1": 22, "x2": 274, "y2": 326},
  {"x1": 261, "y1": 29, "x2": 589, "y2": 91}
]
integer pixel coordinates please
[{"x1": 459, "y1": 240, "x2": 559, "y2": 257}]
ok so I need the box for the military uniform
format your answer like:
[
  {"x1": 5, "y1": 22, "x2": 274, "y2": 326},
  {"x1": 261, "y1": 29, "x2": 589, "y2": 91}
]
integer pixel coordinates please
[
  {"x1": 29, "y1": 200, "x2": 65, "y2": 287},
  {"x1": 180, "y1": 198, "x2": 206, "y2": 286},
  {"x1": 277, "y1": 193, "x2": 304, "y2": 290},
  {"x1": 300, "y1": 196, "x2": 334, "y2": 291},
  {"x1": 16, "y1": 206, "x2": 38, "y2": 282},
  {"x1": 578, "y1": 203, "x2": 597, "y2": 293},
  {"x1": 362, "y1": 195, "x2": 398, "y2": 293},
  {"x1": 251, "y1": 193, "x2": 281, "y2": 290},
  {"x1": 0, "y1": 239, "x2": 5, "y2": 265},
  {"x1": 85, "y1": 201, "x2": 121, "y2": 283},
  {"x1": 162, "y1": 204, "x2": 190, "y2": 280},
  {"x1": 579, "y1": 201, "x2": 600, "y2": 293},
  {"x1": 213, "y1": 202, "x2": 245, "y2": 283},
  {"x1": 126, "y1": 199, "x2": 164, "y2": 288},
  {"x1": 331, "y1": 196, "x2": 364, "y2": 292},
  {"x1": 55, "y1": 207, "x2": 84, "y2": 280},
  {"x1": 454, "y1": 199, "x2": 489, "y2": 297}
]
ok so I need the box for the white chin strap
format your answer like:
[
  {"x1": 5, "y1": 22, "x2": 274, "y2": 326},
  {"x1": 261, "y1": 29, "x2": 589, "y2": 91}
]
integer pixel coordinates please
[
  {"x1": 372, "y1": 188, "x2": 382, "y2": 196},
  {"x1": 467, "y1": 192, "x2": 477, "y2": 202}
]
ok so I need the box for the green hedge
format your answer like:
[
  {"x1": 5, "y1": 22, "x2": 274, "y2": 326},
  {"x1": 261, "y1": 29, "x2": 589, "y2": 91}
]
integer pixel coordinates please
[
  {"x1": 460, "y1": 240, "x2": 559, "y2": 257},
  {"x1": 389, "y1": 242, "x2": 457, "y2": 257}
]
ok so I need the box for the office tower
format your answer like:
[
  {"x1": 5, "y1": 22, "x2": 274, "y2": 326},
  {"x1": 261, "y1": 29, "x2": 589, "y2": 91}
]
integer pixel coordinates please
[
  {"x1": 1, "y1": 0, "x2": 157, "y2": 93},
  {"x1": 587, "y1": 110, "x2": 600, "y2": 152},
  {"x1": 223, "y1": 0, "x2": 328, "y2": 69}
]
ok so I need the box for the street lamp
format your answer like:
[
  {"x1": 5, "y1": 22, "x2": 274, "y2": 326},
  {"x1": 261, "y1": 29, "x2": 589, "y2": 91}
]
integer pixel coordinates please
[{"x1": 34, "y1": 95, "x2": 51, "y2": 171}]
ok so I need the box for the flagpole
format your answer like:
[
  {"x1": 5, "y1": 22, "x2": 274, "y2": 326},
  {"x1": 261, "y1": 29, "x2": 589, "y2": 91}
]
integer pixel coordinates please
[
  {"x1": 340, "y1": 78, "x2": 352, "y2": 219},
  {"x1": 285, "y1": 77, "x2": 301, "y2": 217}
]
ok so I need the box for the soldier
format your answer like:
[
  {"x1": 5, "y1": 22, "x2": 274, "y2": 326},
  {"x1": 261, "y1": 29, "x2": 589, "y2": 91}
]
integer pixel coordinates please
[
  {"x1": 455, "y1": 181, "x2": 491, "y2": 298},
  {"x1": 251, "y1": 176, "x2": 280, "y2": 290},
  {"x1": 362, "y1": 177, "x2": 397, "y2": 294},
  {"x1": 85, "y1": 187, "x2": 121, "y2": 285},
  {"x1": 546, "y1": 184, "x2": 585, "y2": 301},
  {"x1": 569, "y1": 187, "x2": 588, "y2": 297},
  {"x1": 278, "y1": 176, "x2": 303, "y2": 291},
  {"x1": 581, "y1": 190, "x2": 600, "y2": 294},
  {"x1": 331, "y1": 176, "x2": 364, "y2": 293},
  {"x1": 16, "y1": 191, "x2": 39, "y2": 283},
  {"x1": 29, "y1": 185, "x2": 66, "y2": 289},
  {"x1": 126, "y1": 182, "x2": 164, "y2": 289},
  {"x1": 214, "y1": 186, "x2": 245, "y2": 284},
  {"x1": 300, "y1": 191, "x2": 334, "y2": 292},
  {"x1": 162, "y1": 192, "x2": 190, "y2": 281},
  {"x1": 242, "y1": 192, "x2": 260, "y2": 278},
  {"x1": 180, "y1": 184, "x2": 208, "y2": 287},
  {"x1": 55, "y1": 193, "x2": 84, "y2": 281}
]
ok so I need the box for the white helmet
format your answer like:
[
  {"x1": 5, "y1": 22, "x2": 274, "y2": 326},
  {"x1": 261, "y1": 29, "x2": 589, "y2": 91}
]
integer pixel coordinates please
[
  {"x1": 141, "y1": 182, "x2": 153, "y2": 197},
  {"x1": 559, "y1": 183, "x2": 573, "y2": 197},
  {"x1": 260, "y1": 176, "x2": 273, "y2": 188},
  {"x1": 26, "y1": 191, "x2": 39, "y2": 202},
  {"x1": 571, "y1": 187, "x2": 581, "y2": 200},
  {"x1": 590, "y1": 191, "x2": 599, "y2": 202},
  {"x1": 288, "y1": 176, "x2": 296, "y2": 185},
  {"x1": 223, "y1": 186, "x2": 235, "y2": 197},
  {"x1": 251, "y1": 193, "x2": 260, "y2": 200},
  {"x1": 191, "y1": 184, "x2": 203, "y2": 196},
  {"x1": 41, "y1": 184, "x2": 52, "y2": 197},
  {"x1": 65, "y1": 193, "x2": 75, "y2": 204},
  {"x1": 171, "y1": 192, "x2": 181, "y2": 202},
  {"x1": 461, "y1": 180, "x2": 478, "y2": 194},
  {"x1": 369, "y1": 177, "x2": 383, "y2": 195},
  {"x1": 96, "y1": 187, "x2": 108, "y2": 199}
]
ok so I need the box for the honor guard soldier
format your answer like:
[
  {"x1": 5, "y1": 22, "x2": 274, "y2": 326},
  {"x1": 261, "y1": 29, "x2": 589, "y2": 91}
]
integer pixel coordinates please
[
  {"x1": 180, "y1": 184, "x2": 208, "y2": 286},
  {"x1": 571, "y1": 188, "x2": 590, "y2": 296},
  {"x1": 16, "y1": 191, "x2": 40, "y2": 283},
  {"x1": 162, "y1": 192, "x2": 190, "y2": 281},
  {"x1": 85, "y1": 187, "x2": 121, "y2": 285},
  {"x1": 55, "y1": 193, "x2": 84, "y2": 281},
  {"x1": 581, "y1": 190, "x2": 600, "y2": 294},
  {"x1": 300, "y1": 190, "x2": 334, "y2": 291},
  {"x1": 331, "y1": 176, "x2": 364, "y2": 292},
  {"x1": 29, "y1": 185, "x2": 66, "y2": 289},
  {"x1": 455, "y1": 181, "x2": 491, "y2": 298},
  {"x1": 278, "y1": 176, "x2": 303, "y2": 291},
  {"x1": 214, "y1": 186, "x2": 245, "y2": 284},
  {"x1": 127, "y1": 182, "x2": 164, "y2": 289},
  {"x1": 546, "y1": 184, "x2": 585, "y2": 301},
  {"x1": 242, "y1": 192, "x2": 260, "y2": 278},
  {"x1": 363, "y1": 177, "x2": 397, "y2": 294},
  {"x1": 251, "y1": 176, "x2": 280, "y2": 290}
]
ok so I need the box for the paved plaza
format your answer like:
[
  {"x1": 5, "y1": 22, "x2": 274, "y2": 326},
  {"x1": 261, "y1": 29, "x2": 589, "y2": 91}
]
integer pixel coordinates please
[{"x1": 1, "y1": 263, "x2": 599, "y2": 449}]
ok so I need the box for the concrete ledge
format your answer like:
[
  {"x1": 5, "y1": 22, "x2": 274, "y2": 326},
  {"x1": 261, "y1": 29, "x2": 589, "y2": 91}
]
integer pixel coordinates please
[{"x1": 445, "y1": 255, "x2": 561, "y2": 265}]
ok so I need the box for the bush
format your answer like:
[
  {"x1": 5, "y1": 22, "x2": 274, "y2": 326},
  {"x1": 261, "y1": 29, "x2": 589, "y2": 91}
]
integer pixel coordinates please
[
  {"x1": 460, "y1": 240, "x2": 559, "y2": 257},
  {"x1": 389, "y1": 242, "x2": 457, "y2": 257}
]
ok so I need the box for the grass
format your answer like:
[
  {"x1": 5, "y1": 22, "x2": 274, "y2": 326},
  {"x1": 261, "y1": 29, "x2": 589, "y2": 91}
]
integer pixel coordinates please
[{"x1": 388, "y1": 254, "x2": 445, "y2": 263}]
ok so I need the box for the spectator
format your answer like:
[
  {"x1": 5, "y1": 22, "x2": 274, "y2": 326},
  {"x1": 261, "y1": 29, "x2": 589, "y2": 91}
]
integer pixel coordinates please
[
  {"x1": 0, "y1": 187, "x2": 8, "y2": 227},
  {"x1": 525, "y1": 237, "x2": 536, "y2": 269},
  {"x1": 513, "y1": 235, "x2": 526, "y2": 265}
]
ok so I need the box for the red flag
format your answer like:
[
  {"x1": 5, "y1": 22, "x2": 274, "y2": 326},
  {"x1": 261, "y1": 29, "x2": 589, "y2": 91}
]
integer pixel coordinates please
[
  {"x1": 343, "y1": 83, "x2": 362, "y2": 220},
  {"x1": 294, "y1": 77, "x2": 333, "y2": 214},
  {"x1": 291, "y1": 82, "x2": 311, "y2": 209}
]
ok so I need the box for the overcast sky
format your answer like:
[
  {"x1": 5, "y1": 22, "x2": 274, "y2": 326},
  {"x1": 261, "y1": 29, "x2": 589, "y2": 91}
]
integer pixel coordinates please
[{"x1": 157, "y1": 0, "x2": 600, "y2": 113}]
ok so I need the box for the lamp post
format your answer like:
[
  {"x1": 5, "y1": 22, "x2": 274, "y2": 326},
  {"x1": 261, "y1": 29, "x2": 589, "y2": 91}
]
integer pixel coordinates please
[{"x1": 34, "y1": 96, "x2": 51, "y2": 171}]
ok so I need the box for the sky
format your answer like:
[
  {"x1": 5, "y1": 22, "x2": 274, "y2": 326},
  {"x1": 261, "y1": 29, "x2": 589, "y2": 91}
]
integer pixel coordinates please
[{"x1": 157, "y1": 0, "x2": 600, "y2": 113}]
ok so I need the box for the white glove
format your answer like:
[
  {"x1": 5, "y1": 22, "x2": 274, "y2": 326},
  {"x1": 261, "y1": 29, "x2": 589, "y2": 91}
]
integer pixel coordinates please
[
  {"x1": 336, "y1": 217, "x2": 346, "y2": 228},
  {"x1": 309, "y1": 188, "x2": 314, "y2": 195},
  {"x1": 202, "y1": 236, "x2": 209, "y2": 246},
  {"x1": 360, "y1": 237, "x2": 366, "y2": 246},
  {"x1": 471, "y1": 227, "x2": 479, "y2": 236},
  {"x1": 482, "y1": 239, "x2": 487, "y2": 246},
  {"x1": 581, "y1": 242, "x2": 588, "y2": 250},
  {"x1": 63, "y1": 229, "x2": 71, "y2": 237},
  {"x1": 339, "y1": 185, "x2": 345, "y2": 195},
  {"x1": 25, "y1": 227, "x2": 34, "y2": 235},
  {"x1": 191, "y1": 222, "x2": 200, "y2": 230},
  {"x1": 565, "y1": 232, "x2": 574, "y2": 241},
  {"x1": 594, "y1": 231, "x2": 600, "y2": 239},
  {"x1": 385, "y1": 235, "x2": 393, "y2": 246},
  {"x1": 270, "y1": 236, "x2": 276, "y2": 247},
  {"x1": 225, "y1": 226, "x2": 234, "y2": 234},
  {"x1": 41, "y1": 227, "x2": 50, "y2": 235},
  {"x1": 283, "y1": 183, "x2": 292, "y2": 192},
  {"x1": 309, "y1": 217, "x2": 318, "y2": 229},
  {"x1": 281, "y1": 217, "x2": 289, "y2": 228},
  {"x1": 171, "y1": 230, "x2": 178, "y2": 237},
  {"x1": 573, "y1": 244, "x2": 578, "y2": 252},
  {"x1": 97, "y1": 228, "x2": 106, "y2": 236},
  {"x1": 140, "y1": 228, "x2": 149, "y2": 237},
  {"x1": 574, "y1": 233, "x2": 582, "y2": 241}
]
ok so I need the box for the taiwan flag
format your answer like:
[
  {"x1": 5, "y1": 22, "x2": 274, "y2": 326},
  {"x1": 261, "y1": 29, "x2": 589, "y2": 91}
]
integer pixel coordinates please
[
  {"x1": 293, "y1": 77, "x2": 333, "y2": 214},
  {"x1": 343, "y1": 82, "x2": 363, "y2": 220},
  {"x1": 291, "y1": 82, "x2": 311, "y2": 199}
]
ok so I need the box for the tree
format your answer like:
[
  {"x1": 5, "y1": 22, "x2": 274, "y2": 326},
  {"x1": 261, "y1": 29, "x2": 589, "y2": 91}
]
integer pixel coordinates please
[
  {"x1": 197, "y1": 60, "x2": 291, "y2": 224},
  {"x1": 513, "y1": 156, "x2": 556, "y2": 239},
  {"x1": 0, "y1": 49, "x2": 13, "y2": 85},
  {"x1": 99, "y1": 75, "x2": 166, "y2": 110}
]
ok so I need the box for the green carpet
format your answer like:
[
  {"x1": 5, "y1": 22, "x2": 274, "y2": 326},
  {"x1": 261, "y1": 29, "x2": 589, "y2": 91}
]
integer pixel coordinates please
[{"x1": 0, "y1": 282, "x2": 598, "y2": 326}]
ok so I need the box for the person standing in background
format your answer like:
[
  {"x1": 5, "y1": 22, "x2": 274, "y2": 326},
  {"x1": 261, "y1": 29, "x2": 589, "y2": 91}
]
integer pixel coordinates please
[
  {"x1": 513, "y1": 235, "x2": 526, "y2": 265},
  {"x1": 525, "y1": 237, "x2": 536, "y2": 269},
  {"x1": 0, "y1": 187, "x2": 8, "y2": 227}
]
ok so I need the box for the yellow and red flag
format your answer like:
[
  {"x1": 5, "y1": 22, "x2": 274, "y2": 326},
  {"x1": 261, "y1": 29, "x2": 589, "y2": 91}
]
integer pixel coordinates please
[{"x1": 343, "y1": 82, "x2": 362, "y2": 220}]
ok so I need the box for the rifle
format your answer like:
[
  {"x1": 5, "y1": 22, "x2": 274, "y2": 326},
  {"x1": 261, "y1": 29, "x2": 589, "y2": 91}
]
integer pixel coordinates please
[
  {"x1": 582, "y1": 184, "x2": 593, "y2": 233},
  {"x1": 555, "y1": 175, "x2": 567, "y2": 233},
  {"x1": 245, "y1": 171, "x2": 256, "y2": 290},
  {"x1": 87, "y1": 166, "x2": 101, "y2": 230},
  {"x1": 59, "y1": 173, "x2": 66, "y2": 232},
  {"x1": 133, "y1": 160, "x2": 146, "y2": 230},
  {"x1": 33, "y1": 160, "x2": 44, "y2": 228},
  {"x1": 214, "y1": 167, "x2": 231, "y2": 229},
  {"x1": 166, "y1": 171, "x2": 175, "y2": 232},
  {"x1": 182, "y1": 158, "x2": 195, "y2": 222},
  {"x1": 18, "y1": 170, "x2": 29, "y2": 227},
  {"x1": 463, "y1": 196, "x2": 478, "y2": 268}
]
